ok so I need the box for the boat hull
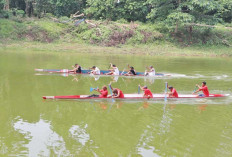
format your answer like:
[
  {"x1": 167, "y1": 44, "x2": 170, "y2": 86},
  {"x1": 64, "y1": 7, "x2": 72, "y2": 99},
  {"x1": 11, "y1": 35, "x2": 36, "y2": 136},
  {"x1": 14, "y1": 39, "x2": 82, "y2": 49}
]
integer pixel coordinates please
[
  {"x1": 35, "y1": 69, "x2": 167, "y2": 76},
  {"x1": 42, "y1": 94, "x2": 229, "y2": 100}
]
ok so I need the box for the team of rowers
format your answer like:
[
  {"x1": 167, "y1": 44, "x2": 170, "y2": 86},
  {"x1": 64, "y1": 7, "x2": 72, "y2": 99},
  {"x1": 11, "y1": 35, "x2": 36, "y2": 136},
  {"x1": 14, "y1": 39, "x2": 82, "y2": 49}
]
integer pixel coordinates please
[
  {"x1": 70, "y1": 63, "x2": 156, "y2": 76},
  {"x1": 88, "y1": 81, "x2": 209, "y2": 99}
]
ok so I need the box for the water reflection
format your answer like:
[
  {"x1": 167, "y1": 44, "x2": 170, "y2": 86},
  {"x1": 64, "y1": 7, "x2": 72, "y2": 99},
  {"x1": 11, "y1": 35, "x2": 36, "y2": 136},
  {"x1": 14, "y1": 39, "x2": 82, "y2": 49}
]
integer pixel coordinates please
[
  {"x1": 14, "y1": 118, "x2": 69, "y2": 156},
  {"x1": 69, "y1": 124, "x2": 90, "y2": 146}
]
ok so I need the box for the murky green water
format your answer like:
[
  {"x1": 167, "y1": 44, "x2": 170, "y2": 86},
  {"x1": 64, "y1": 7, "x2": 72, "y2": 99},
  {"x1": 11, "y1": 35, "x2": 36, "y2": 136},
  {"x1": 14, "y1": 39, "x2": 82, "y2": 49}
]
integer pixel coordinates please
[{"x1": 0, "y1": 50, "x2": 232, "y2": 157}]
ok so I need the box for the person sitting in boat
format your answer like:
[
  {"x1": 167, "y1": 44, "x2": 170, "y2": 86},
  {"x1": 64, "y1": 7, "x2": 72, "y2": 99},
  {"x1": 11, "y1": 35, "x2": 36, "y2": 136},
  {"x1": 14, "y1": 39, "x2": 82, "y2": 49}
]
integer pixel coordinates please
[
  {"x1": 139, "y1": 85, "x2": 153, "y2": 99},
  {"x1": 88, "y1": 86, "x2": 108, "y2": 98},
  {"x1": 193, "y1": 81, "x2": 209, "y2": 97},
  {"x1": 108, "y1": 84, "x2": 124, "y2": 98},
  {"x1": 71, "y1": 64, "x2": 82, "y2": 73},
  {"x1": 124, "y1": 64, "x2": 136, "y2": 76},
  {"x1": 89, "y1": 66, "x2": 100, "y2": 75},
  {"x1": 145, "y1": 66, "x2": 155, "y2": 76},
  {"x1": 106, "y1": 63, "x2": 119, "y2": 75},
  {"x1": 167, "y1": 85, "x2": 178, "y2": 98}
]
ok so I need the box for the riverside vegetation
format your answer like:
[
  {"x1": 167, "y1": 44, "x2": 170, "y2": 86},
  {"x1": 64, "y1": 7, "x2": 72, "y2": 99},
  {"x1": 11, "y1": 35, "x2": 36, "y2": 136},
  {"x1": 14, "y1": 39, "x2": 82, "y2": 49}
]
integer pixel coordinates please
[{"x1": 0, "y1": 0, "x2": 232, "y2": 56}]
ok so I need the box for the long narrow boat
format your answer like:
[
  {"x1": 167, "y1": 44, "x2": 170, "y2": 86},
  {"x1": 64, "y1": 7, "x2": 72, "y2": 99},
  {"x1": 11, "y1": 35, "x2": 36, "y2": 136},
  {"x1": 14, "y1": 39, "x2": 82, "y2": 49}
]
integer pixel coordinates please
[
  {"x1": 43, "y1": 94, "x2": 229, "y2": 100},
  {"x1": 35, "y1": 69, "x2": 168, "y2": 76}
]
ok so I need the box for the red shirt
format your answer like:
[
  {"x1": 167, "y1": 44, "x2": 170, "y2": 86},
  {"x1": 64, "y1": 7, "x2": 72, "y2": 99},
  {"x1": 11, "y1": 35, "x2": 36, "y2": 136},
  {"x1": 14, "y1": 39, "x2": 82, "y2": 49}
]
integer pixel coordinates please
[
  {"x1": 116, "y1": 89, "x2": 124, "y2": 98},
  {"x1": 200, "y1": 85, "x2": 209, "y2": 97},
  {"x1": 171, "y1": 88, "x2": 178, "y2": 98},
  {"x1": 144, "y1": 89, "x2": 153, "y2": 98},
  {"x1": 99, "y1": 89, "x2": 108, "y2": 98}
]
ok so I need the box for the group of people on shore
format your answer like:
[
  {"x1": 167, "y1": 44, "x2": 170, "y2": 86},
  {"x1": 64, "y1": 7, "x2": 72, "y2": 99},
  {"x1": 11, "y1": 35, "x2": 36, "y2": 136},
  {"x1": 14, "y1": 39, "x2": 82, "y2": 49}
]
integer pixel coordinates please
[
  {"x1": 70, "y1": 63, "x2": 156, "y2": 76},
  {"x1": 88, "y1": 81, "x2": 209, "y2": 99}
]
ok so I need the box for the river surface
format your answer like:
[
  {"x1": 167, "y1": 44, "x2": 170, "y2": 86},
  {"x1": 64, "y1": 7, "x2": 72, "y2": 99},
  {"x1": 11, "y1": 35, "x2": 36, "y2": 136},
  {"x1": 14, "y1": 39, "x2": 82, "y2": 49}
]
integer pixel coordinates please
[{"x1": 0, "y1": 50, "x2": 232, "y2": 157}]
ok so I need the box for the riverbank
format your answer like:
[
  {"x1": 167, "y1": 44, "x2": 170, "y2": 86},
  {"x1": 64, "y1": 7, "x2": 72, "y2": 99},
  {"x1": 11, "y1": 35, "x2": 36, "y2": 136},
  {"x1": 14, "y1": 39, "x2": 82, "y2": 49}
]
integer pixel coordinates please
[
  {"x1": 0, "y1": 18, "x2": 231, "y2": 57},
  {"x1": 1, "y1": 41, "x2": 231, "y2": 57}
]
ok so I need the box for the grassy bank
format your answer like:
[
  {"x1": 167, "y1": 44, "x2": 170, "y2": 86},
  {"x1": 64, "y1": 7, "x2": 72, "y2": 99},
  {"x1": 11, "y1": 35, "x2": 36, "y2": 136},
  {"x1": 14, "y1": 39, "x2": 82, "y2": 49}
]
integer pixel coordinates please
[
  {"x1": 0, "y1": 17, "x2": 231, "y2": 57},
  {"x1": 1, "y1": 41, "x2": 231, "y2": 57}
]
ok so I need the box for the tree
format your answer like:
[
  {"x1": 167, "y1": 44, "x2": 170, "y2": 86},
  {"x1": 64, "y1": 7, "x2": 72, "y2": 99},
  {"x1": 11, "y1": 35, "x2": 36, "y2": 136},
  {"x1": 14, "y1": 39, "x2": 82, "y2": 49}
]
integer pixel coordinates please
[
  {"x1": 4, "y1": 0, "x2": 9, "y2": 10},
  {"x1": 0, "y1": 0, "x2": 5, "y2": 11},
  {"x1": 85, "y1": 0, "x2": 148, "y2": 22}
]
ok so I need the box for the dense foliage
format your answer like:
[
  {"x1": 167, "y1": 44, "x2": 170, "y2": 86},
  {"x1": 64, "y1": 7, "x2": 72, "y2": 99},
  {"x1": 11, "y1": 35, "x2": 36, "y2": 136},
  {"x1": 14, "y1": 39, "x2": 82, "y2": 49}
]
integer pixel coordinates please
[
  {"x1": 0, "y1": 0, "x2": 231, "y2": 47},
  {"x1": 0, "y1": 0, "x2": 231, "y2": 23}
]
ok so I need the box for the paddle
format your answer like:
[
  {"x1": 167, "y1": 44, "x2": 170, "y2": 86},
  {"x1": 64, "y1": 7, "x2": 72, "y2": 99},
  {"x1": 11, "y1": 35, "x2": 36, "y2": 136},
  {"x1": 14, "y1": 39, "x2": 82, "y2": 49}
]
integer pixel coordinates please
[
  {"x1": 164, "y1": 82, "x2": 168, "y2": 101},
  {"x1": 108, "y1": 63, "x2": 111, "y2": 70},
  {"x1": 109, "y1": 84, "x2": 115, "y2": 102},
  {"x1": 120, "y1": 68, "x2": 126, "y2": 75},
  {"x1": 138, "y1": 85, "x2": 140, "y2": 94},
  {"x1": 192, "y1": 86, "x2": 198, "y2": 94},
  {"x1": 120, "y1": 64, "x2": 128, "y2": 75},
  {"x1": 90, "y1": 87, "x2": 98, "y2": 92}
]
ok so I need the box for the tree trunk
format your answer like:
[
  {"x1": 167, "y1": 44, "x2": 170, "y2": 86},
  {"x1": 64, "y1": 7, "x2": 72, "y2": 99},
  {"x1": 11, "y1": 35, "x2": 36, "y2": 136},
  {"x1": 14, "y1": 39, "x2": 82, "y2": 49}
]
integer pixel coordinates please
[
  {"x1": 4, "y1": 0, "x2": 10, "y2": 10},
  {"x1": 174, "y1": 0, "x2": 181, "y2": 33},
  {"x1": 175, "y1": 21, "x2": 178, "y2": 33},
  {"x1": 25, "y1": 1, "x2": 33, "y2": 17}
]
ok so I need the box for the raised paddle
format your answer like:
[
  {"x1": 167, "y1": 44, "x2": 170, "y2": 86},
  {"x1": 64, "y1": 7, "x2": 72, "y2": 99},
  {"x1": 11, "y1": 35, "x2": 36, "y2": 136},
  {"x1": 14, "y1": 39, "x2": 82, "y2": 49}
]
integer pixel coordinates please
[
  {"x1": 164, "y1": 82, "x2": 168, "y2": 101},
  {"x1": 109, "y1": 84, "x2": 115, "y2": 102},
  {"x1": 108, "y1": 63, "x2": 112, "y2": 70}
]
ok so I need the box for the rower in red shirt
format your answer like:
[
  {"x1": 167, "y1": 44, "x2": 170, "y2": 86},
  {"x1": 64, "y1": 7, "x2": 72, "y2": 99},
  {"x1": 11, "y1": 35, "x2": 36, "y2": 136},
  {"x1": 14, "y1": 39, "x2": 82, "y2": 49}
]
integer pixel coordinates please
[
  {"x1": 88, "y1": 86, "x2": 108, "y2": 98},
  {"x1": 108, "y1": 84, "x2": 124, "y2": 98},
  {"x1": 193, "y1": 81, "x2": 209, "y2": 97},
  {"x1": 167, "y1": 85, "x2": 178, "y2": 98},
  {"x1": 139, "y1": 85, "x2": 153, "y2": 99}
]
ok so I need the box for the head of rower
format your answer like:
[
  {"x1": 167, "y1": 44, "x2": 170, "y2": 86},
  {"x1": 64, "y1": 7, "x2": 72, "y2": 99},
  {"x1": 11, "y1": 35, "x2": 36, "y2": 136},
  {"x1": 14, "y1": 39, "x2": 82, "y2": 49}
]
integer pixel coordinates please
[
  {"x1": 130, "y1": 66, "x2": 134, "y2": 70},
  {"x1": 92, "y1": 66, "x2": 96, "y2": 70},
  {"x1": 168, "y1": 86, "x2": 173, "y2": 91},
  {"x1": 113, "y1": 89, "x2": 118, "y2": 95},
  {"x1": 202, "y1": 81, "x2": 206, "y2": 87},
  {"x1": 102, "y1": 85, "x2": 107, "y2": 91}
]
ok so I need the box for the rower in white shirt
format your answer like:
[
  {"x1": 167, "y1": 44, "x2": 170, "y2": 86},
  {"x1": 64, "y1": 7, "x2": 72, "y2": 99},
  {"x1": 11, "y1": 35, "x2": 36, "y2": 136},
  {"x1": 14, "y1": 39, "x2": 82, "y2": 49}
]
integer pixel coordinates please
[
  {"x1": 145, "y1": 65, "x2": 156, "y2": 76},
  {"x1": 90, "y1": 66, "x2": 100, "y2": 75},
  {"x1": 106, "y1": 63, "x2": 119, "y2": 75}
]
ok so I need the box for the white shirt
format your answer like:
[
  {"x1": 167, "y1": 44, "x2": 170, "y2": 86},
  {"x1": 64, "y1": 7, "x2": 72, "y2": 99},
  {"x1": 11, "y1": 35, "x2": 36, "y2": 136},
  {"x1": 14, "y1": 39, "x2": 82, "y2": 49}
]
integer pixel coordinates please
[
  {"x1": 113, "y1": 67, "x2": 119, "y2": 75},
  {"x1": 93, "y1": 67, "x2": 100, "y2": 75},
  {"x1": 148, "y1": 68, "x2": 155, "y2": 76}
]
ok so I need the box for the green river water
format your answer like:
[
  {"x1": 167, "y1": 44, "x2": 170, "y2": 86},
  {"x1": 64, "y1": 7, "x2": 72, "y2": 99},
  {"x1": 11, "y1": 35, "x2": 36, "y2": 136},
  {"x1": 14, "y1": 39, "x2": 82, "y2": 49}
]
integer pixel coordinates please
[{"x1": 0, "y1": 50, "x2": 232, "y2": 157}]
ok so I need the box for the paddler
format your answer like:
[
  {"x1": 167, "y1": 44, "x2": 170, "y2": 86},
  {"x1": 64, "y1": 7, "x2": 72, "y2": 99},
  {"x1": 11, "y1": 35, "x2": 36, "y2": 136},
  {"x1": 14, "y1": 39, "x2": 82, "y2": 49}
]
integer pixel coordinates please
[
  {"x1": 145, "y1": 65, "x2": 155, "y2": 76},
  {"x1": 71, "y1": 64, "x2": 82, "y2": 73},
  {"x1": 167, "y1": 84, "x2": 178, "y2": 98},
  {"x1": 193, "y1": 81, "x2": 209, "y2": 97},
  {"x1": 139, "y1": 85, "x2": 153, "y2": 99},
  {"x1": 88, "y1": 86, "x2": 108, "y2": 98},
  {"x1": 89, "y1": 66, "x2": 100, "y2": 75},
  {"x1": 108, "y1": 83, "x2": 124, "y2": 98},
  {"x1": 124, "y1": 64, "x2": 136, "y2": 76},
  {"x1": 106, "y1": 63, "x2": 119, "y2": 75}
]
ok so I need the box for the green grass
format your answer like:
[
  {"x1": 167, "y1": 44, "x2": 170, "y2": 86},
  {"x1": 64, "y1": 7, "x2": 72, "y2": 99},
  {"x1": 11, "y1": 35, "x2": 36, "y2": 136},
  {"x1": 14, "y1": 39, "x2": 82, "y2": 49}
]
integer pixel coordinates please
[
  {"x1": 0, "y1": 40, "x2": 231, "y2": 57},
  {"x1": 0, "y1": 18, "x2": 231, "y2": 57}
]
